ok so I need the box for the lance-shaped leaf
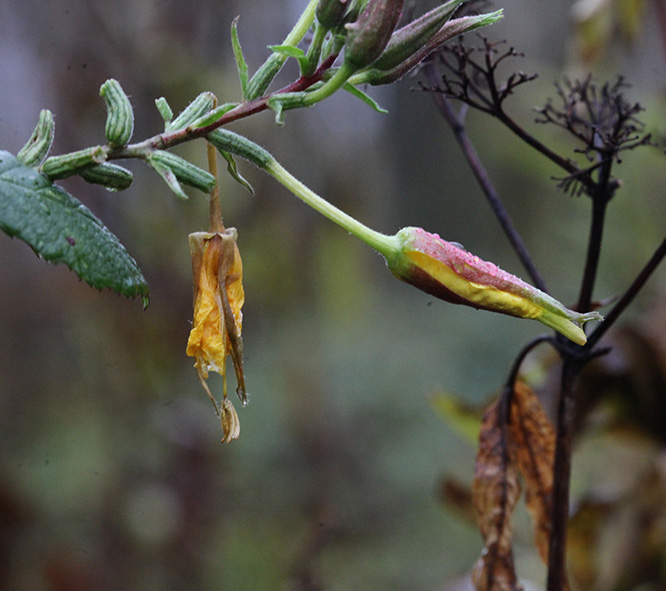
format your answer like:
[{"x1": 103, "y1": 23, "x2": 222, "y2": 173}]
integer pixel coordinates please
[
  {"x1": 0, "y1": 150, "x2": 149, "y2": 306},
  {"x1": 471, "y1": 399, "x2": 523, "y2": 591},
  {"x1": 508, "y1": 382, "x2": 558, "y2": 572}
]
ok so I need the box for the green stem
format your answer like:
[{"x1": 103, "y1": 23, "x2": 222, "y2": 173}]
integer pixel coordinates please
[
  {"x1": 301, "y1": 62, "x2": 358, "y2": 106},
  {"x1": 304, "y1": 22, "x2": 328, "y2": 77},
  {"x1": 265, "y1": 160, "x2": 399, "y2": 256},
  {"x1": 245, "y1": 0, "x2": 319, "y2": 99}
]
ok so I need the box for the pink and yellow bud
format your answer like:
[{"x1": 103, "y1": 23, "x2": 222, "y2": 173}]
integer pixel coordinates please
[{"x1": 385, "y1": 227, "x2": 602, "y2": 345}]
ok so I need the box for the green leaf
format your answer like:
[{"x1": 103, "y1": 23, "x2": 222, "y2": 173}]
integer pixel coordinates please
[
  {"x1": 219, "y1": 150, "x2": 255, "y2": 195},
  {"x1": 343, "y1": 82, "x2": 388, "y2": 113},
  {"x1": 231, "y1": 17, "x2": 249, "y2": 98},
  {"x1": 268, "y1": 44, "x2": 309, "y2": 72},
  {"x1": 0, "y1": 150, "x2": 149, "y2": 306},
  {"x1": 268, "y1": 44, "x2": 306, "y2": 59}
]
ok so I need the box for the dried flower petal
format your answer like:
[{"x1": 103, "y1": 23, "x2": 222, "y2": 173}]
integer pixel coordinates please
[
  {"x1": 186, "y1": 228, "x2": 247, "y2": 424},
  {"x1": 220, "y1": 398, "x2": 241, "y2": 443}
]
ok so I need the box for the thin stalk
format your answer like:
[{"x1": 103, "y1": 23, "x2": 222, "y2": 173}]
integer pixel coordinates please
[
  {"x1": 245, "y1": 0, "x2": 319, "y2": 99},
  {"x1": 265, "y1": 160, "x2": 399, "y2": 256},
  {"x1": 425, "y1": 64, "x2": 548, "y2": 292},
  {"x1": 546, "y1": 357, "x2": 581, "y2": 591},
  {"x1": 206, "y1": 139, "x2": 224, "y2": 233},
  {"x1": 577, "y1": 197, "x2": 607, "y2": 313},
  {"x1": 587, "y1": 233, "x2": 666, "y2": 349},
  {"x1": 301, "y1": 62, "x2": 358, "y2": 106}
]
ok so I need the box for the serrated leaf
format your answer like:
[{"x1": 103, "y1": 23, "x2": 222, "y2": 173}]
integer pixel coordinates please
[
  {"x1": 231, "y1": 17, "x2": 249, "y2": 98},
  {"x1": 218, "y1": 150, "x2": 254, "y2": 195},
  {"x1": 0, "y1": 150, "x2": 149, "y2": 306},
  {"x1": 343, "y1": 82, "x2": 388, "y2": 113}
]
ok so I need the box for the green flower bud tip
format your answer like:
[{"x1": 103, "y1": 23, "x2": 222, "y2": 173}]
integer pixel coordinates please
[
  {"x1": 80, "y1": 162, "x2": 133, "y2": 192},
  {"x1": 100, "y1": 79, "x2": 134, "y2": 148},
  {"x1": 41, "y1": 146, "x2": 107, "y2": 180},
  {"x1": 385, "y1": 227, "x2": 602, "y2": 345},
  {"x1": 344, "y1": 0, "x2": 405, "y2": 69},
  {"x1": 352, "y1": 10, "x2": 504, "y2": 85},
  {"x1": 149, "y1": 150, "x2": 216, "y2": 194},
  {"x1": 370, "y1": 0, "x2": 464, "y2": 72},
  {"x1": 17, "y1": 109, "x2": 55, "y2": 167},
  {"x1": 167, "y1": 92, "x2": 217, "y2": 132},
  {"x1": 316, "y1": 0, "x2": 350, "y2": 30}
]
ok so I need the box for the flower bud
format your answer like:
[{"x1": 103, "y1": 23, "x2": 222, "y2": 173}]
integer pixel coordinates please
[
  {"x1": 149, "y1": 150, "x2": 216, "y2": 195},
  {"x1": 316, "y1": 0, "x2": 350, "y2": 30},
  {"x1": 386, "y1": 227, "x2": 602, "y2": 345},
  {"x1": 207, "y1": 129, "x2": 273, "y2": 169},
  {"x1": 17, "y1": 109, "x2": 55, "y2": 167},
  {"x1": 371, "y1": 0, "x2": 463, "y2": 72},
  {"x1": 166, "y1": 92, "x2": 217, "y2": 131},
  {"x1": 155, "y1": 97, "x2": 174, "y2": 125},
  {"x1": 100, "y1": 79, "x2": 134, "y2": 148},
  {"x1": 343, "y1": 0, "x2": 405, "y2": 69},
  {"x1": 352, "y1": 10, "x2": 504, "y2": 85},
  {"x1": 41, "y1": 146, "x2": 107, "y2": 180},
  {"x1": 80, "y1": 162, "x2": 133, "y2": 191}
]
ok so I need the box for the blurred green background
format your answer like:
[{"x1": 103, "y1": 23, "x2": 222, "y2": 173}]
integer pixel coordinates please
[{"x1": 1, "y1": 1, "x2": 665, "y2": 590}]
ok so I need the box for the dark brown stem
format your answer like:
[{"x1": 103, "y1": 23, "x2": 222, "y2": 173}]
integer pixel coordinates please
[
  {"x1": 425, "y1": 64, "x2": 549, "y2": 292},
  {"x1": 577, "y1": 197, "x2": 608, "y2": 312},
  {"x1": 112, "y1": 55, "x2": 338, "y2": 159},
  {"x1": 546, "y1": 356, "x2": 581, "y2": 591}
]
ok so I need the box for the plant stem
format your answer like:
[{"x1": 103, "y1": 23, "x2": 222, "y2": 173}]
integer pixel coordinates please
[
  {"x1": 546, "y1": 356, "x2": 581, "y2": 591},
  {"x1": 425, "y1": 64, "x2": 548, "y2": 292},
  {"x1": 301, "y1": 62, "x2": 358, "y2": 106},
  {"x1": 244, "y1": 0, "x2": 318, "y2": 99},
  {"x1": 206, "y1": 139, "x2": 224, "y2": 233},
  {"x1": 587, "y1": 233, "x2": 666, "y2": 348},
  {"x1": 265, "y1": 160, "x2": 399, "y2": 256}
]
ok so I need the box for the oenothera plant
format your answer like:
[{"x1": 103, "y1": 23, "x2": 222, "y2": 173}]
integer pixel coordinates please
[{"x1": 4, "y1": 0, "x2": 643, "y2": 588}]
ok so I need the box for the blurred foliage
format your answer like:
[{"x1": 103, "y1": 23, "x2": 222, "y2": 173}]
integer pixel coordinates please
[{"x1": 1, "y1": 0, "x2": 666, "y2": 590}]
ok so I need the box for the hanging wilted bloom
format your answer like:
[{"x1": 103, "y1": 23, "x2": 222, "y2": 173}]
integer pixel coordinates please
[
  {"x1": 186, "y1": 228, "x2": 246, "y2": 442},
  {"x1": 385, "y1": 227, "x2": 602, "y2": 345}
]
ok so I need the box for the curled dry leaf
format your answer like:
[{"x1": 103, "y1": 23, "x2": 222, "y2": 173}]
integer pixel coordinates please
[
  {"x1": 508, "y1": 381, "x2": 557, "y2": 568},
  {"x1": 471, "y1": 399, "x2": 523, "y2": 591}
]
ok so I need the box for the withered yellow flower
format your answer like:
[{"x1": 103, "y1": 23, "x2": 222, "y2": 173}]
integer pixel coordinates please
[{"x1": 186, "y1": 228, "x2": 246, "y2": 442}]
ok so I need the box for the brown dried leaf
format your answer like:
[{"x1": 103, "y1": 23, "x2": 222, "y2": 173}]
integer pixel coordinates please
[
  {"x1": 471, "y1": 399, "x2": 523, "y2": 591},
  {"x1": 508, "y1": 382, "x2": 556, "y2": 567}
]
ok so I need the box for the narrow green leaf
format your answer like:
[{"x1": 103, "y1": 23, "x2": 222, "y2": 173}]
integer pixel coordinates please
[
  {"x1": 219, "y1": 150, "x2": 255, "y2": 195},
  {"x1": 231, "y1": 17, "x2": 249, "y2": 98},
  {"x1": 268, "y1": 44, "x2": 310, "y2": 72},
  {"x1": 268, "y1": 44, "x2": 307, "y2": 59},
  {"x1": 343, "y1": 82, "x2": 388, "y2": 113},
  {"x1": 0, "y1": 150, "x2": 149, "y2": 305},
  {"x1": 147, "y1": 157, "x2": 189, "y2": 200}
]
